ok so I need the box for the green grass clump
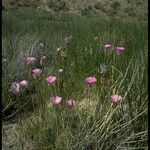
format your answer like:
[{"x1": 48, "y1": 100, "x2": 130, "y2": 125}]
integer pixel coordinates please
[{"x1": 2, "y1": 9, "x2": 148, "y2": 149}]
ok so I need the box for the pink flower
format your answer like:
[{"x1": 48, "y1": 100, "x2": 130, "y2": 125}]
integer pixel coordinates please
[
  {"x1": 19, "y1": 80, "x2": 29, "y2": 89},
  {"x1": 85, "y1": 76, "x2": 97, "y2": 86},
  {"x1": 65, "y1": 99, "x2": 75, "y2": 109},
  {"x1": 115, "y1": 47, "x2": 125, "y2": 55},
  {"x1": 46, "y1": 76, "x2": 57, "y2": 86},
  {"x1": 58, "y1": 69, "x2": 63, "y2": 73},
  {"x1": 26, "y1": 57, "x2": 36, "y2": 65},
  {"x1": 32, "y1": 68, "x2": 42, "y2": 78},
  {"x1": 9, "y1": 82, "x2": 20, "y2": 95},
  {"x1": 104, "y1": 44, "x2": 113, "y2": 52},
  {"x1": 110, "y1": 94, "x2": 123, "y2": 104},
  {"x1": 50, "y1": 96, "x2": 62, "y2": 105}
]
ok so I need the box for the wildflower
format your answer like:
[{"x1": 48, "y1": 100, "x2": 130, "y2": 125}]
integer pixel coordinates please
[
  {"x1": 110, "y1": 94, "x2": 123, "y2": 104},
  {"x1": 115, "y1": 47, "x2": 125, "y2": 55},
  {"x1": 104, "y1": 44, "x2": 113, "y2": 52},
  {"x1": 65, "y1": 99, "x2": 75, "y2": 109},
  {"x1": 9, "y1": 82, "x2": 20, "y2": 95},
  {"x1": 50, "y1": 96, "x2": 62, "y2": 105},
  {"x1": 19, "y1": 80, "x2": 29, "y2": 89},
  {"x1": 46, "y1": 76, "x2": 57, "y2": 86},
  {"x1": 58, "y1": 69, "x2": 63, "y2": 73},
  {"x1": 85, "y1": 76, "x2": 97, "y2": 86},
  {"x1": 32, "y1": 68, "x2": 42, "y2": 78},
  {"x1": 26, "y1": 57, "x2": 36, "y2": 65},
  {"x1": 100, "y1": 64, "x2": 107, "y2": 73}
]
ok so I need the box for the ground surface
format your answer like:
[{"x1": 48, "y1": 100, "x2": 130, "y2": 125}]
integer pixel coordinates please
[{"x1": 2, "y1": 0, "x2": 148, "y2": 21}]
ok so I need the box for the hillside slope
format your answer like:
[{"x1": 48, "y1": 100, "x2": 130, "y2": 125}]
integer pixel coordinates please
[{"x1": 2, "y1": 0, "x2": 147, "y2": 21}]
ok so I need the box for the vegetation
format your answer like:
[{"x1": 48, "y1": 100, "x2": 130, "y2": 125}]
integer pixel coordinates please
[{"x1": 2, "y1": 2, "x2": 148, "y2": 149}]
